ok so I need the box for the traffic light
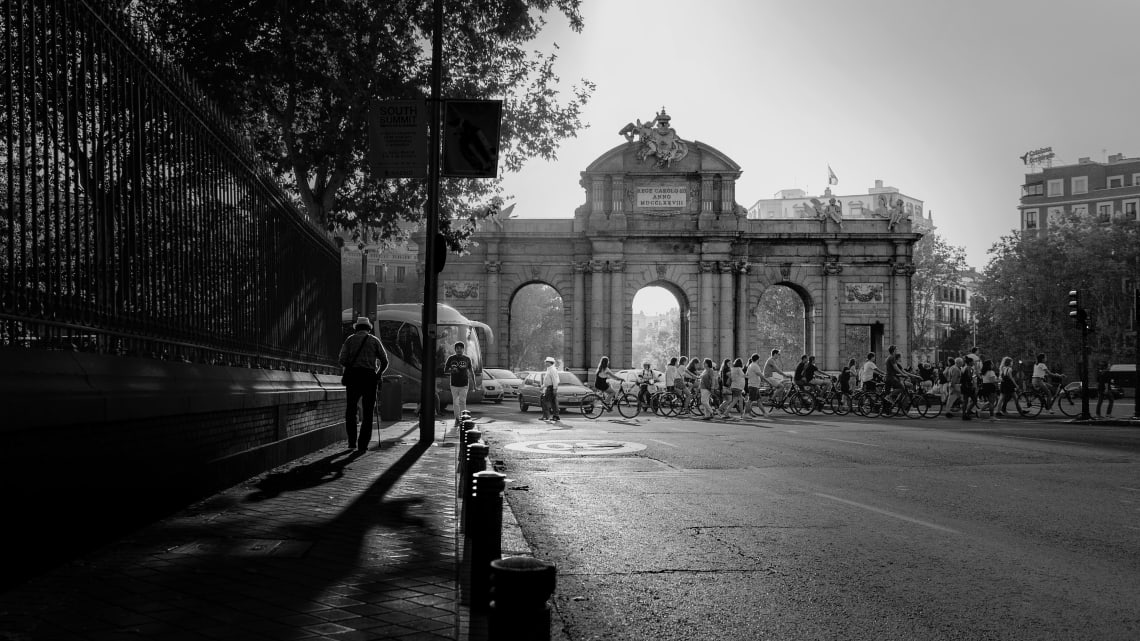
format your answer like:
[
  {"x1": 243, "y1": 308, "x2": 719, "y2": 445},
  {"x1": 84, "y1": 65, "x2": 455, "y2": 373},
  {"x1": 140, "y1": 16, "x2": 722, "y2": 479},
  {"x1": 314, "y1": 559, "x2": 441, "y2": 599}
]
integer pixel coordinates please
[{"x1": 1067, "y1": 290, "x2": 1086, "y2": 325}]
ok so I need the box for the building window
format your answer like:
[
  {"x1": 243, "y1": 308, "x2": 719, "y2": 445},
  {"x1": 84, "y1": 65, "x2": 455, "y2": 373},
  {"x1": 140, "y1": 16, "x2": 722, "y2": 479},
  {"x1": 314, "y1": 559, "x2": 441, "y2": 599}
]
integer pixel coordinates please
[
  {"x1": 396, "y1": 266, "x2": 407, "y2": 282},
  {"x1": 1124, "y1": 200, "x2": 1139, "y2": 221},
  {"x1": 1097, "y1": 202, "x2": 1113, "y2": 221},
  {"x1": 1133, "y1": 174, "x2": 1140, "y2": 187},
  {"x1": 1071, "y1": 176, "x2": 1088, "y2": 194},
  {"x1": 1072, "y1": 204, "x2": 1088, "y2": 217},
  {"x1": 1023, "y1": 183, "x2": 1044, "y2": 197},
  {"x1": 1047, "y1": 179, "x2": 1064, "y2": 197},
  {"x1": 1047, "y1": 207, "x2": 1064, "y2": 224},
  {"x1": 1108, "y1": 176, "x2": 1124, "y2": 189},
  {"x1": 1025, "y1": 209, "x2": 1038, "y2": 229}
]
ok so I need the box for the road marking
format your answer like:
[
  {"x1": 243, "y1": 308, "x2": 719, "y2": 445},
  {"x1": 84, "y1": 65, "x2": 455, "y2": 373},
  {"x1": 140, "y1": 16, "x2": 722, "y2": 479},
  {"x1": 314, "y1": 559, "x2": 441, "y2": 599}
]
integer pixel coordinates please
[
  {"x1": 998, "y1": 435, "x2": 1087, "y2": 445},
  {"x1": 648, "y1": 439, "x2": 679, "y2": 448},
  {"x1": 821, "y1": 437, "x2": 881, "y2": 447},
  {"x1": 814, "y1": 493, "x2": 959, "y2": 534}
]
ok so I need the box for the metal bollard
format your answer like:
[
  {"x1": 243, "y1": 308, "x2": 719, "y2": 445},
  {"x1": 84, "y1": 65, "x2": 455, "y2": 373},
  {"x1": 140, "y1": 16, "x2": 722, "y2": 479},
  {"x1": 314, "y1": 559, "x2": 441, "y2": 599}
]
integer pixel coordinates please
[
  {"x1": 461, "y1": 441, "x2": 488, "y2": 532},
  {"x1": 490, "y1": 557, "x2": 557, "y2": 641},
  {"x1": 469, "y1": 470, "x2": 506, "y2": 611},
  {"x1": 457, "y1": 425, "x2": 481, "y2": 476}
]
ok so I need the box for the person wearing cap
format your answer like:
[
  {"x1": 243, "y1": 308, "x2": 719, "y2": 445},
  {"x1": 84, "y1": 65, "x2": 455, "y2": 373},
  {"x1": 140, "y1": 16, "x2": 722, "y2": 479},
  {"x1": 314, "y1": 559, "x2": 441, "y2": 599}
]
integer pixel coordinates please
[
  {"x1": 541, "y1": 356, "x2": 560, "y2": 421},
  {"x1": 338, "y1": 317, "x2": 390, "y2": 452}
]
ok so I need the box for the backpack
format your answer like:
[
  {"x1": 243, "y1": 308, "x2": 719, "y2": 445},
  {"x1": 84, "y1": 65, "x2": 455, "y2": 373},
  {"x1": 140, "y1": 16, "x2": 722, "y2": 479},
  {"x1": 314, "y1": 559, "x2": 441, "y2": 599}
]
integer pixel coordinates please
[{"x1": 960, "y1": 367, "x2": 975, "y2": 392}]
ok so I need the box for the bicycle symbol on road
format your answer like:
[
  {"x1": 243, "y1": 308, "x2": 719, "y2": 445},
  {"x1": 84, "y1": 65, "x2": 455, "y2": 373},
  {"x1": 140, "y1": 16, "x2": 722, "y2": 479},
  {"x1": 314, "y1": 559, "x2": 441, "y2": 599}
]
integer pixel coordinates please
[{"x1": 504, "y1": 440, "x2": 647, "y2": 455}]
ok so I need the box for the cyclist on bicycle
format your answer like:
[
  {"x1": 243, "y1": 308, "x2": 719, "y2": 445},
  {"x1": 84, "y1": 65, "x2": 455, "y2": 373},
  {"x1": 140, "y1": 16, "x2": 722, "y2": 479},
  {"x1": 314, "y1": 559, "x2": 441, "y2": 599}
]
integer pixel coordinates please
[
  {"x1": 859, "y1": 352, "x2": 881, "y2": 392},
  {"x1": 698, "y1": 358, "x2": 717, "y2": 420},
  {"x1": 594, "y1": 356, "x2": 617, "y2": 405},
  {"x1": 884, "y1": 352, "x2": 921, "y2": 405},
  {"x1": 1030, "y1": 353, "x2": 1057, "y2": 415},
  {"x1": 636, "y1": 362, "x2": 656, "y2": 411},
  {"x1": 763, "y1": 349, "x2": 785, "y2": 389}
]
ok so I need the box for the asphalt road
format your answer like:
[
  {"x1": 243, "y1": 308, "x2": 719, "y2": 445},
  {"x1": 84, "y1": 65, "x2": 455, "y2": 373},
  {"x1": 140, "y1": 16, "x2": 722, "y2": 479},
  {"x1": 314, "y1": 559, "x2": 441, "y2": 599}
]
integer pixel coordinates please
[{"x1": 474, "y1": 401, "x2": 1140, "y2": 641}]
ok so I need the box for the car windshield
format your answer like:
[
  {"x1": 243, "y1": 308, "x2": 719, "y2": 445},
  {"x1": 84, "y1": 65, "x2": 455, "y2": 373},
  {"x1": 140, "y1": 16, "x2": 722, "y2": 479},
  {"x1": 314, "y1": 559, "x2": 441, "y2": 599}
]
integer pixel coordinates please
[
  {"x1": 557, "y1": 372, "x2": 584, "y2": 386},
  {"x1": 486, "y1": 369, "x2": 517, "y2": 379}
]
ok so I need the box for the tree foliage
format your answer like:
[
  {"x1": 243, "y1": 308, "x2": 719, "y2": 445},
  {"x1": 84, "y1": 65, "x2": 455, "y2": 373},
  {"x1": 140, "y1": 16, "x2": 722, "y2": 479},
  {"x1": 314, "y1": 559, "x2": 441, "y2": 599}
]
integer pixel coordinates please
[
  {"x1": 974, "y1": 215, "x2": 1138, "y2": 376},
  {"x1": 126, "y1": 0, "x2": 594, "y2": 248},
  {"x1": 755, "y1": 286, "x2": 805, "y2": 358},
  {"x1": 632, "y1": 312, "x2": 680, "y2": 370},
  {"x1": 910, "y1": 231, "x2": 969, "y2": 360},
  {"x1": 509, "y1": 283, "x2": 563, "y2": 371}
]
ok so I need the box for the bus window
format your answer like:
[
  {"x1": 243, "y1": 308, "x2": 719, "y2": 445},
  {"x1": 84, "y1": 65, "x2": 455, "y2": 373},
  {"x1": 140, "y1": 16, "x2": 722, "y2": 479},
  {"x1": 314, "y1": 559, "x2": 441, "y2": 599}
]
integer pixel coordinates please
[
  {"x1": 377, "y1": 320, "x2": 402, "y2": 361},
  {"x1": 396, "y1": 322, "x2": 423, "y2": 368}
]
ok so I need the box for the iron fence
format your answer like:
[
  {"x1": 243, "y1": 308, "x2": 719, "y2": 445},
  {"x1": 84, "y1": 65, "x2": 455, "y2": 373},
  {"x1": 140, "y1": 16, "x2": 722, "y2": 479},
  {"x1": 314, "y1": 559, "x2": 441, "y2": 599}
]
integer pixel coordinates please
[{"x1": 1, "y1": 0, "x2": 341, "y2": 371}]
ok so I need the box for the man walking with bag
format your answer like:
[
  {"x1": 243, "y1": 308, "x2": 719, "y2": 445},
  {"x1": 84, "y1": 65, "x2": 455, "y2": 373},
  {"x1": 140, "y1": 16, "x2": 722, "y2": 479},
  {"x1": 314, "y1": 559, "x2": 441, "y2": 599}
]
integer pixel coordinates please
[{"x1": 339, "y1": 317, "x2": 390, "y2": 452}]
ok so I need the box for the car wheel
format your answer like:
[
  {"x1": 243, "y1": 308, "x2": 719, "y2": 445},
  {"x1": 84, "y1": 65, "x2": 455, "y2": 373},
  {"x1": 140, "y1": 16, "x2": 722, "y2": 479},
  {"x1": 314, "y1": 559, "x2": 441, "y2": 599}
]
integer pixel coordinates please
[
  {"x1": 494, "y1": 398, "x2": 503, "y2": 404},
  {"x1": 519, "y1": 396, "x2": 528, "y2": 412}
]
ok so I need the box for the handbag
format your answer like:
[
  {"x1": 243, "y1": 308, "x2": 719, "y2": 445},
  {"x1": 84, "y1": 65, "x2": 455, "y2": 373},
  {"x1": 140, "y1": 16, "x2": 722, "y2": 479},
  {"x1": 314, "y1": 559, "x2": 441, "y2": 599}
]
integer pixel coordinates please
[{"x1": 341, "y1": 336, "x2": 370, "y2": 385}]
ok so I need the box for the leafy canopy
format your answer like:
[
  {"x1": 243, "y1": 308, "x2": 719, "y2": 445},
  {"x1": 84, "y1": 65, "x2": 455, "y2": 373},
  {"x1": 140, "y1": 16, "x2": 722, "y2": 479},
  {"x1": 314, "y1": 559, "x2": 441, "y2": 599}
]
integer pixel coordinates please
[{"x1": 127, "y1": 0, "x2": 594, "y2": 248}]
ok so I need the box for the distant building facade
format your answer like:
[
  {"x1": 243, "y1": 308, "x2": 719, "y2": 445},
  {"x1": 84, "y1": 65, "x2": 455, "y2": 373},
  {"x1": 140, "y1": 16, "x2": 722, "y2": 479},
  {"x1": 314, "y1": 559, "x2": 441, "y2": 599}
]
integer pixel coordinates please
[
  {"x1": 1019, "y1": 153, "x2": 1140, "y2": 232},
  {"x1": 748, "y1": 180, "x2": 933, "y2": 232}
]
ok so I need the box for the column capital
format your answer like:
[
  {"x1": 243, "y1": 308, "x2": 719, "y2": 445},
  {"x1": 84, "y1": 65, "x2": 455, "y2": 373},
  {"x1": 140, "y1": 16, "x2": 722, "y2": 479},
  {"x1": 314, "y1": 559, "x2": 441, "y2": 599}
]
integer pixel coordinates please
[
  {"x1": 822, "y1": 259, "x2": 843, "y2": 276},
  {"x1": 587, "y1": 259, "x2": 606, "y2": 273},
  {"x1": 484, "y1": 260, "x2": 502, "y2": 274},
  {"x1": 573, "y1": 261, "x2": 591, "y2": 273},
  {"x1": 699, "y1": 261, "x2": 717, "y2": 273},
  {"x1": 609, "y1": 260, "x2": 625, "y2": 273},
  {"x1": 735, "y1": 260, "x2": 751, "y2": 275}
]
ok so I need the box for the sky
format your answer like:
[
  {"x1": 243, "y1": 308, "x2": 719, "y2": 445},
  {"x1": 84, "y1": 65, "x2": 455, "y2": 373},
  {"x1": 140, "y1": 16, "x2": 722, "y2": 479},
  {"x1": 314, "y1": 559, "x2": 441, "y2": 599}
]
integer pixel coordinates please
[{"x1": 498, "y1": 0, "x2": 1140, "y2": 313}]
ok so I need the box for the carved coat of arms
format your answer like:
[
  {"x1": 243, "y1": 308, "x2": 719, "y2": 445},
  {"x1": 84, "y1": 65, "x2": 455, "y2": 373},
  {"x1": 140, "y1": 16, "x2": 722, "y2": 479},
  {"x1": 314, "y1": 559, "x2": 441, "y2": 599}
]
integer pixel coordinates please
[{"x1": 618, "y1": 107, "x2": 689, "y2": 168}]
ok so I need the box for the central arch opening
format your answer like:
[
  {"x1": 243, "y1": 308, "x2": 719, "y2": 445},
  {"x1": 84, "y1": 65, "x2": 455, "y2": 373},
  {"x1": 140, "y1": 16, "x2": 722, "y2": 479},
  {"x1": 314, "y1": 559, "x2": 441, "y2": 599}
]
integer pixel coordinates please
[
  {"x1": 631, "y1": 284, "x2": 688, "y2": 371},
  {"x1": 754, "y1": 284, "x2": 808, "y2": 359}
]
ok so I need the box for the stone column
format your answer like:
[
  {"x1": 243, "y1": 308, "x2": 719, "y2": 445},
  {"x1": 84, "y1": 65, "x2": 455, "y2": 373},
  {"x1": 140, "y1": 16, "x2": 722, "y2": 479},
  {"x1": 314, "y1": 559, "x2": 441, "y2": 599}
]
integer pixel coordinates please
[
  {"x1": 891, "y1": 258, "x2": 913, "y2": 358},
  {"x1": 701, "y1": 176, "x2": 714, "y2": 214},
  {"x1": 590, "y1": 260, "x2": 605, "y2": 368},
  {"x1": 698, "y1": 261, "x2": 716, "y2": 359},
  {"x1": 591, "y1": 178, "x2": 606, "y2": 215},
  {"x1": 610, "y1": 260, "x2": 625, "y2": 367},
  {"x1": 573, "y1": 262, "x2": 587, "y2": 371},
  {"x1": 484, "y1": 261, "x2": 501, "y2": 365},
  {"x1": 823, "y1": 260, "x2": 842, "y2": 370},
  {"x1": 735, "y1": 261, "x2": 750, "y2": 359},
  {"x1": 719, "y1": 262, "x2": 734, "y2": 358},
  {"x1": 611, "y1": 176, "x2": 625, "y2": 214}
]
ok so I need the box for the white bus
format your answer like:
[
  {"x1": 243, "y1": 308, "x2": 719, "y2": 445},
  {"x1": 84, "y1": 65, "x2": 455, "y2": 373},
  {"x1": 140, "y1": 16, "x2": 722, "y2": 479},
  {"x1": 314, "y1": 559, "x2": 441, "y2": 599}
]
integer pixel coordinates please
[{"x1": 341, "y1": 304, "x2": 493, "y2": 409}]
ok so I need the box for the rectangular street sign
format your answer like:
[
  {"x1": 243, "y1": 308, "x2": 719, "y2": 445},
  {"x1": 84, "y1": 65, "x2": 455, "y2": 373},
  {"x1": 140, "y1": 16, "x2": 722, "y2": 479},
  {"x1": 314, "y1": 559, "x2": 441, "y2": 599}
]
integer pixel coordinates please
[
  {"x1": 442, "y1": 99, "x2": 502, "y2": 178},
  {"x1": 368, "y1": 99, "x2": 427, "y2": 179}
]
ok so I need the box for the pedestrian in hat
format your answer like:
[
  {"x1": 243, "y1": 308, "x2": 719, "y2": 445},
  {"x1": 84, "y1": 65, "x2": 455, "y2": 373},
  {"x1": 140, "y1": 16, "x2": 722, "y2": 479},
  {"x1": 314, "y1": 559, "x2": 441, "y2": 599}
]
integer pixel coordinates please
[
  {"x1": 338, "y1": 316, "x2": 389, "y2": 452},
  {"x1": 541, "y1": 356, "x2": 560, "y2": 421}
]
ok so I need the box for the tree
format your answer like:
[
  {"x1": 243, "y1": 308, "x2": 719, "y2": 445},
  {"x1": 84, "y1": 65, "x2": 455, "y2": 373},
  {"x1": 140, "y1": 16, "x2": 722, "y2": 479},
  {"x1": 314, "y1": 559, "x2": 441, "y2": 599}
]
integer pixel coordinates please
[
  {"x1": 126, "y1": 0, "x2": 594, "y2": 248},
  {"x1": 632, "y1": 312, "x2": 680, "y2": 370},
  {"x1": 508, "y1": 284, "x2": 563, "y2": 371},
  {"x1": 910, "y1": 231, "x2": 969, "y2": 363},
  {"x1": 755, "y1": 286, "x2": 806, "y2": 359},
  {"x1": 975, "y1": 214, "x2": 1139, "y2": 377}
]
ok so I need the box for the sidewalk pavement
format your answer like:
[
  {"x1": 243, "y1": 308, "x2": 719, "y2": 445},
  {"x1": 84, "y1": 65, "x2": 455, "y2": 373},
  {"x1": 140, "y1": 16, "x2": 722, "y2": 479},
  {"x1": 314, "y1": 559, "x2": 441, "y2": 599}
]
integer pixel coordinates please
[{"x1": 0, "y1": 415, "x2": 533, "y2": 641}]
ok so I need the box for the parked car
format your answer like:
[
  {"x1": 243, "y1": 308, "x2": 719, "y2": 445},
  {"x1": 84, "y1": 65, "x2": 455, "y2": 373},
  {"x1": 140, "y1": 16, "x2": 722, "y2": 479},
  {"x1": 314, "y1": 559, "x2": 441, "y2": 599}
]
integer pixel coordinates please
[
  {"x1": 1063, "y1": 380, "x2": 1124, "y2": 400},
  {"x1": 614, "y1": 368, "x2": 665, "y2": 395},
  {"x1": 518, "y1": 371, "x2": 591, "y2": 411},
  {"x1": 485, "y1": 368, "x2": 524, "y2": 399},
  {"x1": 480, "y1": 370, "x2": 504, "y2": 403}
]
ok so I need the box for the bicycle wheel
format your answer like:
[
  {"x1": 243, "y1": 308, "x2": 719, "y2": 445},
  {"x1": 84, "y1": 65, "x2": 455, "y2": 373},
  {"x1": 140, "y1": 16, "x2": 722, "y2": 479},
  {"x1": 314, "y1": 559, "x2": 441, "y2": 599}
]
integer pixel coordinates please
[
  {"x1": 817, "y1": 391, "x2": 836, "y2": 415},
  {"x1": 790, "y1": 391, "x2": 815, "y2": 416},
  {"x1": 1018, "y1": 391, "x2": 1043, "y2": 417},
  {"x1": 581, "y1": 393, "x2": 603, "y2": 419},
  {"x1": 617, "y1": 393, "x2": 641, "y2": 418},
  {"x1": 902, "y1": 392, "x2": 924, "y2": 419},
  {"x1": 830, "y1": 392, "x2": 851, "y2": 416},
  {"x1": 1055, "y1": 390, "x2": 1080, "y2": 417},
  {"x1": 858, "y1": 392, "x2": 884, "y2": 418},
  {"x1": 919, "y1": 393, "x2": 943, "y2": 418}
]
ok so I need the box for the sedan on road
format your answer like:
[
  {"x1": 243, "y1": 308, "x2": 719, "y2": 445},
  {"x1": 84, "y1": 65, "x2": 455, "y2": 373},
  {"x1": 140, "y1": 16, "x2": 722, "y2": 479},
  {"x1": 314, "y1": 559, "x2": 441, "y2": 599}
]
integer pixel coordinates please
[
  {"x1": 485, "y1": 368, "x2": 524, "y2": 399},
  {"x1": 480, "y1": 370, "x2": 504, "y2": 403},
  {"x1": 518, "y1": 371, "x2": 591, "y2": 411}
]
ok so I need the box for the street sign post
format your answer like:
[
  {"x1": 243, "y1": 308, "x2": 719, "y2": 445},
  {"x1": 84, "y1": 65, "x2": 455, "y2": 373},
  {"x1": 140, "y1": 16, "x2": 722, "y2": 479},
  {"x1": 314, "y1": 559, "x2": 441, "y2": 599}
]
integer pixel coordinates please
[
  {"x1": 442, "y1": 99, "x2": 502, "y2": 178},
  {"x1": 368, "y1": 99, "x2": 428, "y2": 179}
]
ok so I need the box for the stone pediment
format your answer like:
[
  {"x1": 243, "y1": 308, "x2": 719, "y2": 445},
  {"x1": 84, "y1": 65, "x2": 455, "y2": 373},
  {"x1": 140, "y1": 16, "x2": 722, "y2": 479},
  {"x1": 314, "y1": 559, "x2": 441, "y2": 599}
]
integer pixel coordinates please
[{"x1": 583, "y1": 140, "x2": 742, "y2": 177}]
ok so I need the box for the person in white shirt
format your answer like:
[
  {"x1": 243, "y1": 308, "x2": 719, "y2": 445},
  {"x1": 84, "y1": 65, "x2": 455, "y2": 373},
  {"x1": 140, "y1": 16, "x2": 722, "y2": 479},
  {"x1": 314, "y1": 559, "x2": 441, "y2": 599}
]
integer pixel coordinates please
[
  {"x1": 762, "y1": 349, "x2": 785, "y2": 388},
  {"x1": 859, "y1": 352, "x2": 881, "y2": 392},
  {"x1": 542, "y1": 355, "x2": 560, "y2": 422},
  {"x1": 541, "y1": 357, "x2": 560, "y2": 421},
  {"x1": 1030, "y1": 352, "x2": 1056, "y2": 414},
  {"x1": 744, "y1": 353, "x2": 770, "y2": 418}
]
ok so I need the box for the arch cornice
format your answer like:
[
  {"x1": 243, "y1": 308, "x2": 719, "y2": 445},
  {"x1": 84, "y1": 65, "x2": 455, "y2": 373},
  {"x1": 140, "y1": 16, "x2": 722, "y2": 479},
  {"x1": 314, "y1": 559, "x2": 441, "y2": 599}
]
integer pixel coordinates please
[{"x1": 582, "y1": 140, "x2": 742, "y2": 177}]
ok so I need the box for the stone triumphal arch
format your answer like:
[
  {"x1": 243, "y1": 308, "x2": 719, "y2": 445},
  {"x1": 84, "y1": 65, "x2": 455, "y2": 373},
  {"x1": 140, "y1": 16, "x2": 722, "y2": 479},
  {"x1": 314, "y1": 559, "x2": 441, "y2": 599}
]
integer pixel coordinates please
[{"x1": 431, "y1": 110, "x2": 921, "y2": 374}]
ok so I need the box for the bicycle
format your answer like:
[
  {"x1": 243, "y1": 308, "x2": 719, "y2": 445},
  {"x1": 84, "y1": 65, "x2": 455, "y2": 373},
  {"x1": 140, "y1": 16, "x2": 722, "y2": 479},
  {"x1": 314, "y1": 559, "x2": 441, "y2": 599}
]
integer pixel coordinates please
[
  {"x1": 1017, "y1": 375, "x2": 1079, "y2": 417},
  {"x1": 580, "y1": 390, "x2": 641, "y2": 419},
  {"x1": 766, "y1": 380, "x2": 815, "y2": 416},
  {"x1": 859, "y1": 379, "x2": 926, "y2": 418}
]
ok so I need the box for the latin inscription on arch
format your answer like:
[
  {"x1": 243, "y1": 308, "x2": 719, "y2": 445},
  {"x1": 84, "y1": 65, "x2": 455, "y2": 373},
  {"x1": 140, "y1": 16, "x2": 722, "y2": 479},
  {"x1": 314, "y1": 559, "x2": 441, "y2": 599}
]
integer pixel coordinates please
[{"x1": 635, "y1": 185, "x2": 687, "y2": 208}]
